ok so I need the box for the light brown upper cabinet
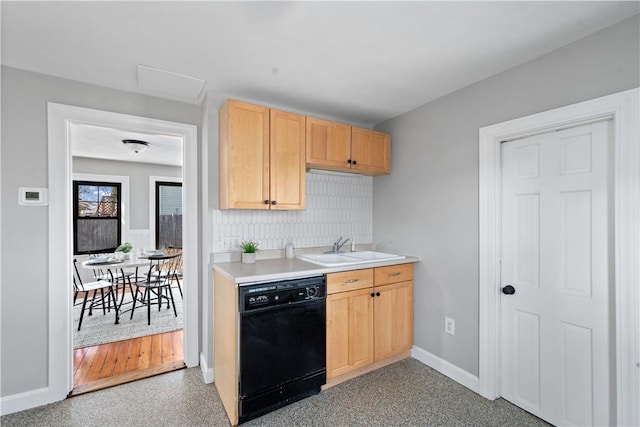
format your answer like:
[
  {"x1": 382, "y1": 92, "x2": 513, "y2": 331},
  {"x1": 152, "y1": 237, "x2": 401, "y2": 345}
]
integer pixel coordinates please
[
  {"x1": 350, "y1": 127, "x2": 391, "y2": 175},
  {"x1": 306, "y1": 117, "x2": 391, "y2": 176},
  {"x1": 219, "y1": 99, "x2": 306, "y2": 210},
  {"x1": 306, "y1": 117, "x2": 351, "y2": 171}
]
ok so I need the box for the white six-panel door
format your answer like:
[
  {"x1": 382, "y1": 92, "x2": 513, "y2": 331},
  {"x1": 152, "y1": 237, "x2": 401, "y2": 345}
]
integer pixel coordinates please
[{"x1": 500, "y1": 120, "x2": 612, "y2": 426}]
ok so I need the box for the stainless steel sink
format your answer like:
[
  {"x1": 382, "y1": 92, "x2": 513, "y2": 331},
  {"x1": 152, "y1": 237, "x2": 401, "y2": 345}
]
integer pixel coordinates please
[{"x1": 297, "y1": 251, "x2": 405, "y2": 267}]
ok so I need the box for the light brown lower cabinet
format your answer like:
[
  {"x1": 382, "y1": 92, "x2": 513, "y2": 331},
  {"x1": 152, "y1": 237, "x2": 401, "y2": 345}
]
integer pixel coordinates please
[
  {"x1": 373, "y1": 280, "x2": 414, "y2": 360},
  {"x1": 326, "y1": 264, "x2": 414, "y2": 380},
  {"x1": 326, "y1": 287, "x2": 374, "y2": 378}
]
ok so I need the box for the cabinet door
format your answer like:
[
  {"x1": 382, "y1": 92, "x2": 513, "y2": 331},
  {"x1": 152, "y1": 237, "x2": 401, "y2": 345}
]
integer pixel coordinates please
[
  {"x1": 306, "y1": 117, "x2": 351, "y2": 171},
  {"x1": 326, "y1": 287, "x2": 374, "y2": 378},
  {"x1": 351, "y1": 127, "x2": 391, "y2": 175},
  {"x1": 374, "y1": 281, "x2": 413, "y2": 361},
  {"x1": 219, "y1": 100, "x2": 270, "y2": 209},
  {"x1": 270, "y1": 109, "x2": 306, "y2": 210}
]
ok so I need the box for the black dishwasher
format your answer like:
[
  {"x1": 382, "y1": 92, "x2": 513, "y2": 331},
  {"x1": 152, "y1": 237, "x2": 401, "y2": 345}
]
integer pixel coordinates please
[{"x1": 239, "y1": 275, "x2": 326, "y2": 424}]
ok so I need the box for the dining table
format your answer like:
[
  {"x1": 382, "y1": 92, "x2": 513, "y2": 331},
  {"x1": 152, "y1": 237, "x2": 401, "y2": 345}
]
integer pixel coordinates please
[
  {"x1": 81, "y1": 256, "x2": 152, "y2": 288},
  {"x1": 81, "y1": 256, "x2": 151, "y2": 271},
  {"x1": 80, "y1": 251, "x2": 182, "y2": 324}
]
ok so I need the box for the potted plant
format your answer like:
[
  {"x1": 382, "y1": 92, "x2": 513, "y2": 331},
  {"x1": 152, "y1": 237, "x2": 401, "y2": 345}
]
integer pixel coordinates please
[
  {"x1": 240, "y1": 240, "x2": 259, "y2": 264},
  {"x1": 115, "y1": 242, "x2": 133, "y2": 260}
]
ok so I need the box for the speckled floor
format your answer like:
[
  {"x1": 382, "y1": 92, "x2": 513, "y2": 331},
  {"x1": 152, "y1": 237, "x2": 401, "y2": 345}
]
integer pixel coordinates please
[{"x1": 1, "y1": 358, "x2": 549, "y2": 426}]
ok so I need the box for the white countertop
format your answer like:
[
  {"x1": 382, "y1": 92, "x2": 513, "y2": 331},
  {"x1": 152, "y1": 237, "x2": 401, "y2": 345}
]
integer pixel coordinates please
[{"x1": 213, "y1": 255, "x2": 420, "y2": 285}]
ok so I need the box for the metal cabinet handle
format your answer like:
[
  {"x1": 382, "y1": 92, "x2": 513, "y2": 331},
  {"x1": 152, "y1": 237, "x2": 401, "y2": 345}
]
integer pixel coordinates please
[
  {"x1": 264, "y1": 200, "x2": 270, "y2": 205},
  {"x1": 389, "y1": 272, "x2": 401, "y2": 277},
  {"x1": 271, "y1": 200, "x2": 277, "y2": 205},
  {"x1": 343, "y1": 278, "x2": 359, "y2": 284}
]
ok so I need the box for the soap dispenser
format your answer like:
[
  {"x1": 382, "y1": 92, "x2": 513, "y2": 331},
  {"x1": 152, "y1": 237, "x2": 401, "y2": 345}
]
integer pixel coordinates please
[
  {"x1": 285, "y1": 241, "x2": 295, "y2": 259},
  {"x1": 350, "y1": 239, "x2": 356, "y2": 252}
]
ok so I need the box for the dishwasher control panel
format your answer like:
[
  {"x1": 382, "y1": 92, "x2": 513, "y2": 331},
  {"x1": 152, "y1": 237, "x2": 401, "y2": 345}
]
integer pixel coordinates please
[{"x1": 240, "y1": 276, "x2": 326, "y2": 313}]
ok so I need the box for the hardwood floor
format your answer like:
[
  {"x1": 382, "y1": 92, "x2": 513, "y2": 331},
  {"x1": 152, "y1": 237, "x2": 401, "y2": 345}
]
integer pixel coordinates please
[{"x1": 71, "y1": 330, "x2": 185, "y2": 396}]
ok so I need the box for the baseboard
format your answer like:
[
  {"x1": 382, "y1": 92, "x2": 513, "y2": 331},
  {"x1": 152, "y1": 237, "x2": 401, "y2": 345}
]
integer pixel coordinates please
[
  {"x1": 322, "y1": 350, "x2": 410, "y2": 390},
  {"x1": 200, "y1": 352, "x2": 214, "y2": 384},
  {"x1": 0, "y1": 386, "x2": 55, "y2": 416},
  {"x1": 411, "y1": 345, "x2": 480, "y2": 394}
]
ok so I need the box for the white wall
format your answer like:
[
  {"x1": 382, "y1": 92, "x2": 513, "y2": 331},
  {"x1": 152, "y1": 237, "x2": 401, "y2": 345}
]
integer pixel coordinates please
[
  {"x1": 373, "y1": 15, "x2": 640, "y2": 376},
  {"x1": 0, "y1": 66, "x2": 200, "y2": 397}
]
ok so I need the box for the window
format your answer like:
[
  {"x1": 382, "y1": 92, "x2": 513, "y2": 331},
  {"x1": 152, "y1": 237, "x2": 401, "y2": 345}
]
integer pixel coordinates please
[
  {"x1": 73, "y1": 181, "x2": 121, "y2": 254},
  {"x1": 155, "y1": 182, "x2": 182, "y2": 249}
]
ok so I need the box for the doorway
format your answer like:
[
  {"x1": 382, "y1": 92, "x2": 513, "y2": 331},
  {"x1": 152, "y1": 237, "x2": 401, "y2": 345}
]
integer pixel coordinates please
[
  {"x1": 477, "y1": 88, "x2": 639, "y2": 426},
  {"x1": 47, "y1": 103, "x2": 199, "y2": 402},
  {"x1": 71, "y1": 143, "x2": 185, "y2": 391}
]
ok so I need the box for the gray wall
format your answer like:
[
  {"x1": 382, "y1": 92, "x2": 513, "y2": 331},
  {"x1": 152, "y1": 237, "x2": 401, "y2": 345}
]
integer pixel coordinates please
[
  {"x1": 373, "y1": 15, "x2": 640, "y2": 376},
  {"x1": 73, "y1": 157, "x2": 182, "y2": 229},
  {"x1": 0, "y1": 66, "x2": 200, "y2": 396}
]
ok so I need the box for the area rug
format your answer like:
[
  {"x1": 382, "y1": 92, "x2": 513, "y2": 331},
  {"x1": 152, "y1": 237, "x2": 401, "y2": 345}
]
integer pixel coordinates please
[{"x1": 73, "y1": 287, "x2": 183, "y2": 349}]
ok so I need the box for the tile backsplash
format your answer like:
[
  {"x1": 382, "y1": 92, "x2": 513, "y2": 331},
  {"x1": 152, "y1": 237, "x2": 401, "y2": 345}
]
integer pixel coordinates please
[{"x1": 212, "y1": 172, "x2": 372, "y2": 252}]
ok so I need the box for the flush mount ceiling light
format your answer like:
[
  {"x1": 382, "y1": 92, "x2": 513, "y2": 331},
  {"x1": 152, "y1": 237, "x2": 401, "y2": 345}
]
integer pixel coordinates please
[{"x1": 122, "y1": 139, "x2": 150, "y2": 153}]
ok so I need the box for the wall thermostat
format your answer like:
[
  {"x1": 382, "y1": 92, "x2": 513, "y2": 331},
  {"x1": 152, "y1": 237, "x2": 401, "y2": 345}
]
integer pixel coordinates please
[{"x1": 19, "y1": 187, "x2": 48, "y2": 206}]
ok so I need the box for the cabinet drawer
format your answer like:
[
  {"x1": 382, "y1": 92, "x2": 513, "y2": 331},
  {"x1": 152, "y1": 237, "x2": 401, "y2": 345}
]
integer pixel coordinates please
[
  {"x1": 327, "y1": 269, "x2": 374, "y2": 294},
  {"x1": 374, "y1": 264, "x2": 413, "y2": 286}
]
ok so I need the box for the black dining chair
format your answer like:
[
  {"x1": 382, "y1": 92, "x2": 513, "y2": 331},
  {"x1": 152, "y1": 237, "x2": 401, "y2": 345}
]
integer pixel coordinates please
[
  {"x1": 73, "y1": 259, "x2": 119, "y2": 331},
  {"x1": 150, "y1": 249, "x2": 183, "y2": 299},
  {"x1": 129, "y1": 258, "x2": 177, "y2": 325}
]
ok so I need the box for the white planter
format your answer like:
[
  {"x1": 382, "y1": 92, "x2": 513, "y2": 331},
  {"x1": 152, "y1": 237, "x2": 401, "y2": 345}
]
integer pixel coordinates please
[
  {"x1": 241, "y1": 252, "x2": 256, "y2": 264},
  {"x1": 115, "y1": 252, "x2": 132, "y2": 260}
]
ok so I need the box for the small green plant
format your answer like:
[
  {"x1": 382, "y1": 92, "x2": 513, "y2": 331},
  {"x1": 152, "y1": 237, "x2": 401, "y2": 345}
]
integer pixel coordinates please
[
  {"x1": 115, "y1": 242, "x2": 133, "y2": 253},
  {"x1": 240, "y1": 240, "x2": 259, "y2": 253}
]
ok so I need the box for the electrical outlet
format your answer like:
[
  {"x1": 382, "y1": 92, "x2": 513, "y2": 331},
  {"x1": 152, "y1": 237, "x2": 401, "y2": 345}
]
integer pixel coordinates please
[
  {"x1": 445, "y1": 317, "x2": 455, "y2": 335},
  {"x1": 222, "y1": 237, "x2": 241, "y2": 251}
]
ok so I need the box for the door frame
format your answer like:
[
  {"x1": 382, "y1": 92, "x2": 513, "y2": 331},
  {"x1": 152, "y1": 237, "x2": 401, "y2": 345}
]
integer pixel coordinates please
[
  {"x1": 47, "y1": 103, "x2": 199, "y2": 402},
  {"x1": 478, "y1": 88, "x2": 639, "y2": 426}
]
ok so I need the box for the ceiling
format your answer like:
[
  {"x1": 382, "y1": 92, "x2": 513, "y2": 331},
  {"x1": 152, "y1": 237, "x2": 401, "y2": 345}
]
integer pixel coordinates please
[
  {"x1": 2, "y1": 1, "x2": 638, "y2": 127},
  {"x1": 70, "y1": 123, "x2": 183, "y2": 167}
]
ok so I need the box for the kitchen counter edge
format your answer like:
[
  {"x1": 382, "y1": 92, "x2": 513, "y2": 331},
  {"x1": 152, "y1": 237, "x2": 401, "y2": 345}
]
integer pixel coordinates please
[{"x1": 213, "y1": 256, "x2": 420, "y2": 285}]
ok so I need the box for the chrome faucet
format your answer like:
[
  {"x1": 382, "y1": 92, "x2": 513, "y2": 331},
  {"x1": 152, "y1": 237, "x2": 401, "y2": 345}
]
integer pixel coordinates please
[{"x1": 332, "y1": 236, "x2": 351, "y2": 253}]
